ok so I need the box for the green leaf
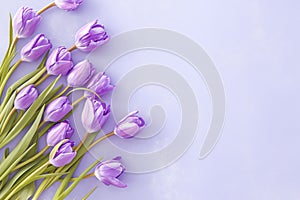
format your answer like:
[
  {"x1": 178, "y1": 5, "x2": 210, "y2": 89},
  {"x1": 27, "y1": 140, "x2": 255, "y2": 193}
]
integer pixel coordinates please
[
  {"x1": 11, "y1": 180, "x2": 35, "y2": 200},
  {"x1": 0, "y1": 105, "x2": 45, "y2": 180},
  {"x1": 57, "y1": 160, "x2": 100, "y2": 200},
  {"x1": 9, "y1": 14, "x2": 13, "y2": 46},
  {"x1": 36, "y1": 172, "x2": 69, "y2": 179},
  {"x1": 0, "y1": 143, "x2": 36, "y2": 181},
  {"x1": 0, "y1": 76, "x2": 60, "y2": 148}
]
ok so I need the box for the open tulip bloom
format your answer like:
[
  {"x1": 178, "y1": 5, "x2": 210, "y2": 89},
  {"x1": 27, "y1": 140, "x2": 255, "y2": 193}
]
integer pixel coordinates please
[{"x1": 0, "y1": 1, "x2": 148, "y2": 199}]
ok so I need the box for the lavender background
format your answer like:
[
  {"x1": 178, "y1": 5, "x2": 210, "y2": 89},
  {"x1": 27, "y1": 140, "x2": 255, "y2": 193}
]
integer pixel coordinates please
[{"x1": 0, "y1": 0, "x2": 300, "y2": 199}]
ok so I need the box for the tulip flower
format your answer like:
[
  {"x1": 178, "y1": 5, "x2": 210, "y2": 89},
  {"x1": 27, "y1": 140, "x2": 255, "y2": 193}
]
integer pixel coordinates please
[
  {"x1": 55, "y1": 0, "x2": 84, "y2": 11},
  {"x1": 21, "y1": 34, "x2": 52, "y2": 62},
  {"x1": 13, "y1": 7, "x2": 41, "y2": 38},
  {"x1": 14, "y1": 84, "x2": 38, "y2": 110},
  {"x1": 114, "y1": 111, "x2": 145, "y2": 139},
  {"x1": 84, "y1": 72, "x2": 115, "y2": 98},
  {"x1": 46, "y1": 46, "x2": 74, "y2": 76},
  {"x1": 94, "y1": 156, "x2": 127, "y2": 188},
  {"x1": 47, "y1": 120, "x2": 74, "y2": 146},
  {"x1": 75, "y1": 20, "x2": 109, "y2": 52},
  {"x1": 67, "y1": 60, "x2": 95, "y2": 87},
  {"x1": 44, "y1": 96, "x2": 73, "y2": 122},
  {"x1": 49, "y1": 140, "x2": 76, "y2": 167},
  {"x1": 81, "y1": 98, "x2": 110, "y2": 133}
]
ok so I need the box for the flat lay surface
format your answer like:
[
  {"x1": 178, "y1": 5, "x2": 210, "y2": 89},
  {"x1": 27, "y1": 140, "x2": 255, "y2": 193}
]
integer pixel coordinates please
[{"x1": 0, "y1": 0, "x2": 299, "y2": 199}]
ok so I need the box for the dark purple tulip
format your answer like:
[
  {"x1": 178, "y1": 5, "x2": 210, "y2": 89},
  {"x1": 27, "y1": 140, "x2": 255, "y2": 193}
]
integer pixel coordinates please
[
  {"x1": 14, "y1": 84, "x2": 38, "y2": 110},
  {"x1": 44, "y1": 96, "x2": 73, "y2": 122},
  {"x1": 46, "y1": 46, "x2": 74, "y2": 76},
  {"x1": 81, "y1": 98, "x2": 110, "y2": 133},
  {"x1": 55, "y1": 0, "x2": 83, "y2": 11},
  {"x1": 21, "y1": 34, "x2": 52, "y2": 62},
  {"x1": 49, "y1": 140, "x2": 76, "y2": 167},
  {"x1": 114, "y1": 111, "x2": 145, "y2": 139},
  {"x1": 94, "y1": 156, "x2": 127, "y2": 188},
  {"x1": 13, "y1": 7, "x2": 41, "y2": 38},
  {"x1": 84, "y1": 72, "x2": 115, "y2": 98},
  {"x1": 67, "y1": 60, "x2": 95, "y2": 87},
  {"x1": 75, "y1": 20, "x2": 109, "y2": 52},
  {"x1": 47, "y1": 120, "x2": 74, "y2": 146}
]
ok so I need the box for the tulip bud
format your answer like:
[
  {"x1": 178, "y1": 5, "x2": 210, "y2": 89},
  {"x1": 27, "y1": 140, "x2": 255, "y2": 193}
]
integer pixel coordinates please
[
  {"x1": 81, "y1": 98, "x2": 110, "y2": 133},
  {"x1": 84, "y1": 72, "x2": 115, "y2": 98},
  {"x1": 13, "y1": 7, "x2": 41, "y2": 38},
  {"x1": 21, "y1": 34, "x2": 52, "y2": 62},
  {"x1": 14, "y1": 84, "x2": 38, "y2": 110},
  {"x1": 114, "y1": 111, "x2": 145, "y2": 139},
  {"x1": 47, "y1": 120, "x2": 74, "y2": 146},
  {"x1": 54, "y1": 0, "x2": 83, "y2": 11},
  {"x1": 94, "y1": 156, "x2": 127, "y2": 188},
  {"x1": 49, "y1": 139, "x2": 76, "y2": 167},
  {"x1": 44, "y1": 96, "x2": 73, "y2": 122},
  {"x1": 67, "y1": 60, "x2": 95, "y2": 87},
  {"x1": 46, "y1": 46, "x2": 74, "y2": 76},
  {"x1": 75, "y1": 20, "x2": 109, "y2": 52}
]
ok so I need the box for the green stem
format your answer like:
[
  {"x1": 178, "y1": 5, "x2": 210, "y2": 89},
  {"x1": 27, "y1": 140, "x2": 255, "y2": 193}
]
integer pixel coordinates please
[
  {"x1": 38, "y1": 120, "x2": 47, "y2": 130},
  {"x1": 72, "y1": 96, "x2": 85, "y2": 107},
  {"x1": 9, "y1": 37, "x2": 18, "y2": 53},
  {"x1": 53, "y1": 86, "x2": 70, "y2": 100},
  {"x1": 35, "y1": 73, "x2": 50, "y2": 87},
  {"x1": 13, "y1": 146, "x2": 49, "y2": 171},
  {"x1": 0, "y1": 108, "x2": 16, "y2": 133},
  {"x1": 88, "y1": 132, "x2": 114, "y2": 150}
]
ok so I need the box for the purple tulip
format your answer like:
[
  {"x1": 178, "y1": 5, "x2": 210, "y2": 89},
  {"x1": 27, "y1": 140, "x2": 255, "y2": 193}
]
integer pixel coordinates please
[
  {"x1": 13, "y1": 7, "x2": 41, "y2": 38},
  {"x1": 44, "y1": 96, "x2": 73, "y2": 122},
  {"x1": 114, "y1": 111, "x2": 145, "y2": 139},
  {"x1": 84, "y1": 72, "x2": 115, "y2": 98},
  {"x1": 14, "y1": 84, "x2": 38, "y2": 110},
  {"x1": 46, "y1": 46, "x2": 74, "y2": 76},
  {"x1": 67, "y1": 60, "x2": 95, "y2": 87},
  {"x1": 94, "y1": 156, "x2": 127, "y2": 188},
  {"x1": 75, "y1": 20, "x2": 109, "y2": 52},
  {"x1": 49, "y1": 140, "x2": 76, "y2": 167},
  {"x1": 47, "y1": 120, "x2": 74, "y2": 146},
  {"x1": 55, "y1": 0, "x2": 83, "y2": 11},
  {"x1": 21, "y1": 34, "x2": 52, "y2": 62},
  {"x1": 81, "y1": 98, "x2": 110, "y2": 133}
]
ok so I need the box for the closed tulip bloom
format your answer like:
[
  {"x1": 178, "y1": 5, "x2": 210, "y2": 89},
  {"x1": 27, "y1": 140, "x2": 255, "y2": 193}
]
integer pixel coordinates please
[
  {"x1": 55, "y1": 0, "x2": 83, "y2": 11},
  {"x1": 46, "y1": 46, "x2": 73, "y2": 76},
  {"x1": 13, "y1": 7, "x2": 41, "y2": 38},
  {"x1": 14, "y1": 84, "x2": 38, "y2": 110},
  {"x1": 44, "y1": 96, "x2": 73, "y2": 122},
  {"x1": 114, "y1": 111, "x2": 145, "y2": 139},
  {"x1": 21, "y1": 34, "x2": 52, "y2": 62},
  {"x1": 94, "y1": 156, "x2": 127, "y2": 188},
  {"x1": 47, "y1": 120, "x2": 74, "y2": 146},
  {"x1": 67, "y1": 60, "x2": 95, "y2": 87},
  {"x1": 84, "y1": 72, "x2": 115, "y2": 98},
  {"x1": 75, "y1": 20, "x2": 109, "y2": 52},
  {"x1": 81, "y1": 98, "x2": 110, "y2": 133},
  {"x1": 49, "y1": 140, "x2": 76, "y2": 167}
]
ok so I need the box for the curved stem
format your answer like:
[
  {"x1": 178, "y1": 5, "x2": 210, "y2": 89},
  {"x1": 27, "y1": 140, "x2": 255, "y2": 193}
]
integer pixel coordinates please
[
  {"x1": 0, "y1": 59, "x2": 22, "y2": 98},
  {"x1": 14, "y1": 110, "x2": 24, "y2": 125},
  {"x1": 72, "y1": 96, "x2": 85, "y2": 107},
  {"x1": 9, "y1": 37, "x2": 19, "y2": 53},
  {"x1": 0, "y1": 108, "x2": 16, "y2": 133},
  {"x1": 37, "y1": 2, "x2": 56, "y2": 15},
  {"x1": 4, "y1": 162, "x2": 49, "y2": 200},
  {"x1": 35, "y1": 73, "x2": 50, "y2": 87},
  {"x1": 68, "y1": 45, "x2": 77, "y2": 52},
  {"x1": 88, "y1": 132, "x2": 114, "y2": 150},
  {"x1": 13, "y1": 146, "x2": 49, "y2": 171}
]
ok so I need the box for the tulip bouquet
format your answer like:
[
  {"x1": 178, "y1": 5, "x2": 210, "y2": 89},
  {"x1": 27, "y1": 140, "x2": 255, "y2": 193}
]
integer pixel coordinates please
[{"x1": 0, "y1": 1, "x2": 145, "y2": 199}]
